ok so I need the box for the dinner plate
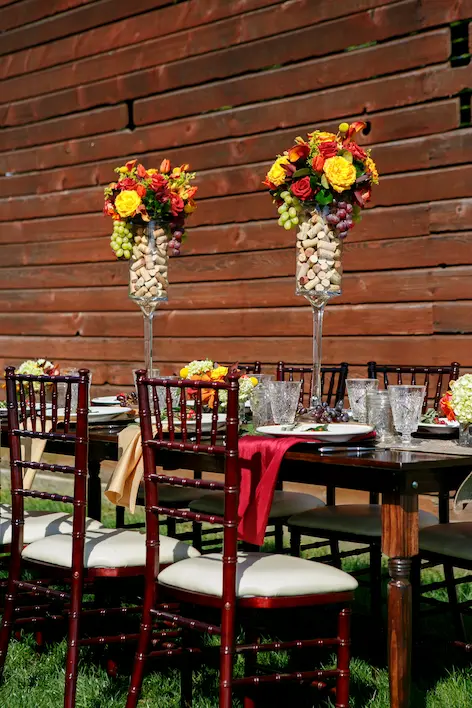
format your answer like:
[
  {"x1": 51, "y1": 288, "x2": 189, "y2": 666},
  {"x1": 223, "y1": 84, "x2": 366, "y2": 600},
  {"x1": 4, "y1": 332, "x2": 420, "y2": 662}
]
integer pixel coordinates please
[
  {"x1": 92, "y1": 396, "x2": 120, "y2": 406},
  {"x1": 49, "y1": 406, "x2": 132, "y2": 423},
  {"x1": 134, "y1": 412, "x2": 226, "y2": 432},
  {"x1": 417, "y1": 418, "x2": 459, "y2": 437},
  {"x1": 256, "y1": 423, "x2": 374, "y2": 443}
]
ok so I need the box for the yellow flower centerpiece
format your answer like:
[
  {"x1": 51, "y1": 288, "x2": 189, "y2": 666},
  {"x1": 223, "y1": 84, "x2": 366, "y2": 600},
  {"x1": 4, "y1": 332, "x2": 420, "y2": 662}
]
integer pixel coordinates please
[
  {"x1": 263, "y1": 122, "x2": 379, "y2": 412},
  {"x1": 180, "y1": 360, "x2": 258, "y2": 410}
]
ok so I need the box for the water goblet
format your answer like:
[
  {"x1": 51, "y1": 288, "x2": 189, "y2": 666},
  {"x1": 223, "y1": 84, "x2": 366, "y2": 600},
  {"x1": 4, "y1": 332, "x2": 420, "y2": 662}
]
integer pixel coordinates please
[
  {"x1": 346, "y1": 379, "x2": 379, "y2": 423},
  {"x1": 366, "y1": 390, "x2": 395, "y2": 444},
  {"x1": 268, "y1": 381, "x2": 302, "y2": 426},
  {"x1": 388, "y1": 385, "x2": 425, "y2": 446}
]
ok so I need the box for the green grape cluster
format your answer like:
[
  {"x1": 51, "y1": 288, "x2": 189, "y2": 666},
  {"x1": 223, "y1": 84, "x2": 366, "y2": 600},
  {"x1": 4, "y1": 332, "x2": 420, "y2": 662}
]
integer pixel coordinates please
[
  {"x1": 110, "y1": 221, "x2": 133, "y2": 259},
  {"x1": 277, "y1": 192, "x2": 303, "y2": 230}
]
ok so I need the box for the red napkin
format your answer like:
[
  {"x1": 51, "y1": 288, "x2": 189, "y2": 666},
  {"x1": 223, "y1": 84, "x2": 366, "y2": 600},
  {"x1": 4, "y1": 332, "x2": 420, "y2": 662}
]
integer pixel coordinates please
[{"x1": 237, "y1": 432, "x2": 375, "y2": 546}]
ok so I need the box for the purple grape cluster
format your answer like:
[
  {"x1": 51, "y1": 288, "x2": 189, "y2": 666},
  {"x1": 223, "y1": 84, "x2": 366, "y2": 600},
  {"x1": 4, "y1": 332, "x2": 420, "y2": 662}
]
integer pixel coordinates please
[
  {"x1": 300, "y1": 400, "x2": 349, "y2": 423},
  {"x1": 169, "y1": 228, "x2": 184, "y2": 256},
  {"x1": 325, "y1": 199, "x2": 354, "y2": 240}
]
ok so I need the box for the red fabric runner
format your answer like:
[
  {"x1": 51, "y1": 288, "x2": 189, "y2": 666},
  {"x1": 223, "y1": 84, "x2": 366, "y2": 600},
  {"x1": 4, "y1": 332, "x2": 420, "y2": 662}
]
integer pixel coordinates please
[{"x1": 237, "y1": 433, "x2": 375, "y2": 546}]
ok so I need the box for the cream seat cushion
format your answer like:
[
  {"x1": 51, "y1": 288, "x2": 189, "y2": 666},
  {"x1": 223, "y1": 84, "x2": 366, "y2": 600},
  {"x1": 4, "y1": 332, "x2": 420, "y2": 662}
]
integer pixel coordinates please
[
  {"x1": 22, "y1": 528, "x2": 200, "y2": 568},
  {"x1": 159, "y1": 552, "x2": 358, "y2": 598},
  {"x1": 288, "y1": 504, "x2": 438, "y2": 537},
  {"x1": 0, "y1": 511, "x2": 102, "y2": 546},
  {"x1": 420, "y1": 522, "x2": 472, "y2": 561},
  {"x1": 189, "y1": 490, "x2": 324, "y2": 519}
]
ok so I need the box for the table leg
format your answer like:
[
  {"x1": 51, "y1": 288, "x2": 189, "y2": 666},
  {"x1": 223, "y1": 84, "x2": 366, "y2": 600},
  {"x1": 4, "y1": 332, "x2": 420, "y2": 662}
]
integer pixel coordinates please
[
  {"x1": 381, "y1": 493, "x2": 419, "y2": 708},
  {"x1": 87, "y1": 459, "x2": 102, "y2": 522}
]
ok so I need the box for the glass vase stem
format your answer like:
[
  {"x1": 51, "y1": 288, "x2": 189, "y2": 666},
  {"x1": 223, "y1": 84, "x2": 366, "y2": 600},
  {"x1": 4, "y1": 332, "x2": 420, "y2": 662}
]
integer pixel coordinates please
[
  {"x1": 310, "y1": 302, "x2": 325, "y2": 408},
  {"x1": 143, "y1": 311, "x2": 154, "y2": 374}
]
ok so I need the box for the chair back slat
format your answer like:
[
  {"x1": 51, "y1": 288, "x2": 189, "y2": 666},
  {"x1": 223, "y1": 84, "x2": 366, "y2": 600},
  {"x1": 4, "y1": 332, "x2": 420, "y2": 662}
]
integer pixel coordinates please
[
  {"x1": 276, "y1": 362, "x2": 349, "y2": 406},
  {"x1": 236, "y1": 361, "x2": 262, "y2": 375},
  {"x1": 367, "y1": 362, "x2": 460, "y2": 412}
]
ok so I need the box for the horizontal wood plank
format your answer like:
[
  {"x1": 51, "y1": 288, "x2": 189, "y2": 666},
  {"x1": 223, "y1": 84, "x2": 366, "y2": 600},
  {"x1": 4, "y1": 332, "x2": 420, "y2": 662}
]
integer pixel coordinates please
[{"x1": 0, "y1": 303, "x2": 435, "y2": 338}]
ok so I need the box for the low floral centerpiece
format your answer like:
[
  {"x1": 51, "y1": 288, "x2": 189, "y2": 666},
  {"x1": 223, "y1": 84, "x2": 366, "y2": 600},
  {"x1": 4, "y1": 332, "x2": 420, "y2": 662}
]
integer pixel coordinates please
[
  {"x1": 264, "y1": 121, "x2": 379, "y2": 411},
  {"x1": 179, "y1": 360, "x2": 258, "y2": 409},
  {"x1": 439, "y1": 375, "x2": 472, "y2": 446},
  {"x1": 103, "y1": 158, "x2": 198, "y2": 373}
]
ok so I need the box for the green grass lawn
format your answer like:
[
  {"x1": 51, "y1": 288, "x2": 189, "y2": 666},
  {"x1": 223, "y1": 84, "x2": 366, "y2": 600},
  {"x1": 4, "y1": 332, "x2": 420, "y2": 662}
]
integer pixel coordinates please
[{"x1": 1, "y1": 491, "x2": 472, "y2": 707}]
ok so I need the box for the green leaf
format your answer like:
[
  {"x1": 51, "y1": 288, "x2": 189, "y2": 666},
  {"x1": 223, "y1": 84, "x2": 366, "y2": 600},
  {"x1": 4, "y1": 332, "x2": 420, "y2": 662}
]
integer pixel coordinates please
[
  {"x1": 315, "y1": 189, "x2": 333, "y2": 205},
  {"x1": 352, "y1": 204, "x2": 362, "y2": 223},
  {"x1": 340, "y1": 150, "x2": 353, "y2": 163},
  {"x1": 354, "y1": 160, "x2": 365, "y2": 177},
  {"x1": 292, "y1": 168, "x2": 310, "y2": 178},
  {"x1": 320, "y1": 174, "x2": 330, "y2": 189}
]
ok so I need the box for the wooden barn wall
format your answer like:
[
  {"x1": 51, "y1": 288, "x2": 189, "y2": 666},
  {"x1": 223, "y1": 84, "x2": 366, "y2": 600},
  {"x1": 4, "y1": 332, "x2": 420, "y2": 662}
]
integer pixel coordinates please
[{"x1": 0, "y1": 0, "x2": 471, "y2": 395}]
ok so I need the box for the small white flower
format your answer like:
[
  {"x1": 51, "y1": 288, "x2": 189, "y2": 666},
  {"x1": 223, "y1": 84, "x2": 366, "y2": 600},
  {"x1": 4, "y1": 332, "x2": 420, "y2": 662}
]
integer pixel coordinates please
[{"x1": 451, "y1": 374, "x2": 472, "y2": 424}]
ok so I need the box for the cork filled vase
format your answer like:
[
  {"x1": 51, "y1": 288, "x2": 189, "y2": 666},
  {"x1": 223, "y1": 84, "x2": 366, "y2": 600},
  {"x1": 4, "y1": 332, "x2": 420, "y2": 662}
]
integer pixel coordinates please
[
  {"x1": 129, "y1": 220, "x2": 169, "y2": 374},
  {"x1": 295, "y1": 205, "x2": 343, "y2": 409}
]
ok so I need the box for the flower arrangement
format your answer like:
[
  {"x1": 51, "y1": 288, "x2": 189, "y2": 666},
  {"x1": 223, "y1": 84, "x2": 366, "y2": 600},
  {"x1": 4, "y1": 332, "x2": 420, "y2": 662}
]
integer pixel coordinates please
[
  {"x1": 16, "y1": 359, "x2": 59, "y2": 378},
  {"x1": 449, "y1": 375, "x2": 472, "y2": 424},
  {"x1": 439, "y1": 391, "x2": 456, "y2": 422},
  {"x1": 264, "y1": 121, "x2": 379, "y2": 238},
  {"x1": 103, "y1": 158, "x2": 198, "y2": 258},
  {"x1": 179, "y1": 360, "x2": 258, "y2": 408}
]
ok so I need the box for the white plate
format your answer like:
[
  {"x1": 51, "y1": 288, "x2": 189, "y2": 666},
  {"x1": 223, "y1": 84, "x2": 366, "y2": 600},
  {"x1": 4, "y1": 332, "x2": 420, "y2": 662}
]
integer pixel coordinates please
[
  {"x1": 49, "y1": 406, "x2": 131, "y2": 423},
  {"x1": 134, "y1": 412, "x2": 226, "y2": 432},
  {"x1": 92, "y1": 396, "x2": 120, "y2": 406},
  {"x1": 419, "y1": 418, "x2": 459, "y2": 431},
  {"x1": 256, "y1": 423, "x2": 374, "y2": 443}
]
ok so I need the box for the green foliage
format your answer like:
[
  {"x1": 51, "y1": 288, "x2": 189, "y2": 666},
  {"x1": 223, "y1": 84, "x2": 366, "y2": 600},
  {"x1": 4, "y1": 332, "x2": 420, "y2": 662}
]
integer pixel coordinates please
[{"x1": 315, "y1": 188, "x2": 333, "y2": 205}]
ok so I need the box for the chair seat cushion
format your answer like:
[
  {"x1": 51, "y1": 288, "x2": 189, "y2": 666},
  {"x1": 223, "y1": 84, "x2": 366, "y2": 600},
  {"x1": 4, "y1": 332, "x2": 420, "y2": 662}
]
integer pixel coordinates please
[
  {"x1": 0, "y1": 511, "x2": 103, "y2": 546},
  {"x1": 159, "y1": 552, "x2": 358, "y2": 598},
  {"x1": 136, "y1": 484, "x2": 210, "y2": 507},
  {"x1": 287, "y1": 504, "x2": 438, "y2": 537},
  {"x1": 22, "y1": 528, "x2": 200, "y2": 568},
  {"x1": 189, "y1": 490, "x2": 324, "y2": 520},
  {"x1": 420, "y1": 522, "x2": 472, "y2": 561}
]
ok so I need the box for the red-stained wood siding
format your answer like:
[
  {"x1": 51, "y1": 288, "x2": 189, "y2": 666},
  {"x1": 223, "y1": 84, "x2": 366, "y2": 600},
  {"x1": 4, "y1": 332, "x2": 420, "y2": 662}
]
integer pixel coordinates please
[{"x1": 0, "y1": 0, "x2": 471, "y2": 395}]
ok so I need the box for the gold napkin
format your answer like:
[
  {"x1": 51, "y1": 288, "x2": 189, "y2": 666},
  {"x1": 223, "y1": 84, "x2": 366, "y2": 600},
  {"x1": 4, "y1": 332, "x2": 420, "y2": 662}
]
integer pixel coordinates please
[
  {"x1": 104, "y1": 424, "x2": 143, "y2": 513},
  {"x1": 22, "y1": 419, "x2": 53, "y2": 489}
]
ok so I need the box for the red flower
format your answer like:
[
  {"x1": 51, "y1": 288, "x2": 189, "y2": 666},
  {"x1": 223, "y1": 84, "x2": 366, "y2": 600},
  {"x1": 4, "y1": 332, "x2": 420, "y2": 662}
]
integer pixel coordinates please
[
  {"x1": 312, "y1": 155, "x2": 325, "y2": 172},
  {"x1": 118, "y1": 177, "x2": 137, "y2": 190},
  {"x1": 439, "y1": 391, "x2": 455, "y2": 421},
  {"x1": 125, "y1": 159, "x2": 137, "y2": 171},
  {"x1": 136, "y1": 163, "x2": 148, "y2": 178},
  {"x1": 344, "y1": 141, "x2": 367, "y2": 161},
  {"x1": 318, "y1": 141, "x2": 339, "y2": 159},
  {"x1": 290, "y1": 176, "x2": 313, "y2": 201},
  {"x1": 150, "y1": 173, "x2": 170, "y2": 202},
  {"x1": 170, "y1": 192, "x2": 185, "y2": 216},
  {"x1": 354, "y1": 187, "x2": 371, "y2": 208},
  {"x1": 136, "y1": 184, "x2": 146, "y2": 197},
  {"x1": 287, "y1": 142, "x2": 310, "y2": 162},
  {"x1": 345, "y1": 121, "x2": 367, "y2": 142}
]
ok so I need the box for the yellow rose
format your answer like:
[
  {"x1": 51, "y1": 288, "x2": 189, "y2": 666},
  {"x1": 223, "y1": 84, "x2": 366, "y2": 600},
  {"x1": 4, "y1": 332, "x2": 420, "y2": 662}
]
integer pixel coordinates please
[
  {"x1": 210, "y1": 366, "x2": 228, "y2": 380},
  {"x1": 180, "y1": 367, "x2": 189, "y2": 378},
  {"x1": 266, "y1": 156, "x2": 290, "y2": 187},
  {"x1": 115, "y1": 190, "x2": 141, "y2": 218},
  {"x1": 365, "y1": 156, "x2": 379, "y2": 185},
  {"x1": 323, "y1": 156, "x2": 357, "y2": 193}
]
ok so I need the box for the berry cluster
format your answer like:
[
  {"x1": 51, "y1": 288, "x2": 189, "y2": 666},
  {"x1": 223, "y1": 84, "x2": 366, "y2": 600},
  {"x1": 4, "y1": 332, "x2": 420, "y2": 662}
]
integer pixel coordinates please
[
  {"x1": 168, "y1": 228, "x2": 184, "y2": 256},
  {"x1": 277, "y1": 191, "x2": 303, "y2": 230},
  {"x1": 110, "y1": 221, "x2": 133, "y2": 259},
  {"x1": 325, "y1": 200, "x2": 354, "y2": 240},
  {"x1": 300, "y1": 400, "x2": 349, "y2": 423}
]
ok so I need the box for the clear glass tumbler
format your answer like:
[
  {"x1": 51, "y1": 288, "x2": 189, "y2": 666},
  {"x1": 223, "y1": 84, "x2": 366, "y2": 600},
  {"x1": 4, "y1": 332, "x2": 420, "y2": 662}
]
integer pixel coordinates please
[
  {"x1": 268, "y1": 381, "x2": 302, "y2": 425},
  {"x1": 388, "y1": 384, "x2": 426, "y2": 445},
  {"x1": 250, "y1": 385, "x2": 272, "y2": 428},
  {"x1": 346, "y1": 379, "x2": 379, "y2": 423},
  {"x1": 366, "y1": 390, "x2": 395, "y2": 443}
]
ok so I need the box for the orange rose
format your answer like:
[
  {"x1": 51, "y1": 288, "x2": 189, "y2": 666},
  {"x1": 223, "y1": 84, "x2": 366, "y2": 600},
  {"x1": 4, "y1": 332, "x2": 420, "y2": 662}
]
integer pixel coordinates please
[
  {"x1": 136, "y1": 184, "x2": 146, "y2": 197},
  {"x1": 312, "y1": 155, "x2": 325, "y2": 172}
]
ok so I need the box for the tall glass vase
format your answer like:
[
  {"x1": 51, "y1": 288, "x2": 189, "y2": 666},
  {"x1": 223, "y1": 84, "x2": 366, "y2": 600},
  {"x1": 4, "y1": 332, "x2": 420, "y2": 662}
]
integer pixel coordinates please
[
  {"x1": 129, "y1": 220, "x2": 169, "y2": 374},
  {"x1": 295, "y1": 205, "x2": 343, "y2": 410}
]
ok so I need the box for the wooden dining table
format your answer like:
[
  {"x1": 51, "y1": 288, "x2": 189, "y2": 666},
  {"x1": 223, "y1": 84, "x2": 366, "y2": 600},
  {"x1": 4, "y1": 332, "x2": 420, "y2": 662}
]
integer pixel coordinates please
[{"x1": 2, "y1": 419, "x2": 472, "y2": 708}]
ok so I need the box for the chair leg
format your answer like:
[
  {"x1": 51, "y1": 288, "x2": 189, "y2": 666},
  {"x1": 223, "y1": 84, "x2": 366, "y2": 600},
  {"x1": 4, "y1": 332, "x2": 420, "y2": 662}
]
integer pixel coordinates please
[
  {"x1": 369, "y1": 543, "x2": 382, "y2": 625},
  {"x1": 274, "y1": 523, "x2": 284, "y2": 553},
  {"x1": 0, "y1": 571, "x2": 19, "y2": 677},
  {"x1": 444, "y1": 562, "x2": 466, "y2": 643},
  {"x1": 64, "y1": 578, "x2": 84, "y2": 708},
  {"x1": 243, "y1": 625, "x2": 259, "y2": 708},
  {"x1": 330, "y1": 540, "x2": 342, "y2": 569},
  {"x1": 290, "y1": 528, "x2": 301, "y2": 557},
  {"x1": 335, "y1": 607, "x2": 351, "y2": 708},
  {"x1": 180, "y1": 628, "x2": 193, "y2": 708},
  {"x1": 115, "y1": 505, "x2": 125, "y2": 529},
  {"x1": 166, "y1": 516, "x2": 177, "y2": 538},
  {"x1": 126, "y1": 577, "x2": 155, "y2": 708}
]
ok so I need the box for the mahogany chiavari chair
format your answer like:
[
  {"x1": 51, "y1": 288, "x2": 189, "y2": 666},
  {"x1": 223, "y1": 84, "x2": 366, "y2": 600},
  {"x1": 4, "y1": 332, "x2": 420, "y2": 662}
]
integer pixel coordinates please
[
  {"x1": 0, "y1": 366, "x2": 198, "y2": 708},
  {"x1": 287, "y1": 362, "x2": 457, "y2": 621},
  {"x1": 126, "y1": 370, "x2": 358, "y2": 708}
]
